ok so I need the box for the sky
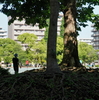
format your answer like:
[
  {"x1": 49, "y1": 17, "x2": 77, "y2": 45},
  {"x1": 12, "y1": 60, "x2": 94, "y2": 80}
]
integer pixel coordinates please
[
  {"x1": 0, "y1": 5, "x2": 99, "y2": 39},
  {"x1": 78, "y1": 6, "x2": 99, "y2": 39}
]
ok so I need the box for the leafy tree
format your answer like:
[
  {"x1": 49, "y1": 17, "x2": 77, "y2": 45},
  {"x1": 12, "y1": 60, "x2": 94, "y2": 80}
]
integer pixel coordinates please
[
  {"x1": 59, "y1": 17, "x2": 64, "y2": 37},
  {"x1": 0, "y1": 38, "x2": 23, "y2": 63},
  {"x1": 0, "y1": 0, "x2": 50, "y2": 28},
  {"x1": 59, "y1": 0, "x2": 99, "y2": 67},
  {"x1": 17, "y1": 33, "x2": 37, "y2": 46},
  {"x1": 0, "y1": 0, "x2": 61, "y2": 73},
  {"x1": 18, "y1": 33, "x2": 47, "y2": 65},
  {"x1": 18, "y1": 51, "x2": 28, "y2": 65},
  {"x1": 33, "y1": 39, "x2": 47, "y2": 65},
  {"x1": 57, "y1": 37, "x2": 63, "y2": 64},
  {"x1": 17, "y1": 33, "x2": 37, "y2": 62},
  {"x1": 1, "y1": 0, "x2": 99, "y2": 70},
  {"x1": 78, "y1": 42, "x2": 98, "y2": 64}
]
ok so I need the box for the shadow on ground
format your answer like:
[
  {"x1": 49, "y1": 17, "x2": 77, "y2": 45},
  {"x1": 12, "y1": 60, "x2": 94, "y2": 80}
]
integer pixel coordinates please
[{"x1": 0, "y1": 67, "x2": 99, "y2": 100}]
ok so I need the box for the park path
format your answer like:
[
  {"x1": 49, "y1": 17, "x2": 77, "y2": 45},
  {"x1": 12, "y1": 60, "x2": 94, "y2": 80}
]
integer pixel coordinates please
[{"x1": 5, "y1": 66, "x2": 41, "y2": 74}]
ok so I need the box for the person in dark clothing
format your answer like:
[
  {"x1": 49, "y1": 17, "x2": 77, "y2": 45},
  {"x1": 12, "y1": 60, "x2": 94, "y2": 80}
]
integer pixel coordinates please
[{"x1": 12, "y1": 53, "x2": 19, "y2": 74}]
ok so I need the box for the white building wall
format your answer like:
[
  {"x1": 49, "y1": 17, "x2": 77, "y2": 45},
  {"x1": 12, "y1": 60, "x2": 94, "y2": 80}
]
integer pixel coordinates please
[
  {"x1": 91, "y1": 26, "x2": 99, "y2": 50},
  {"x1": 8, "y1": 12, "x2": 63, "y2": 41},
  {"x1": 8, "y1": 18, "x2": 45, "y2": 41},
  {"x1": 8, "y1": 12, "x2": 63, "y2": 50},
  {"x1": 78, "y1": 38, "x2": 93, "y2": 45},
  {"x1": 0, "y1": 27, "x2": 7, "y2": 38}
]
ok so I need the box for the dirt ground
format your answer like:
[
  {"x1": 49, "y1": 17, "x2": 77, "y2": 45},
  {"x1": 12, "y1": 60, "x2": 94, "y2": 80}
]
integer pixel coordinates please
[{"x1": 0, "y1": 68, "x2": 99, "y2": 100}]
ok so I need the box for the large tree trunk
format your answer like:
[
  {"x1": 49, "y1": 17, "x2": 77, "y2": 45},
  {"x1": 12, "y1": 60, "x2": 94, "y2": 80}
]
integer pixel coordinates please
[
  {"x1": 60, "y1": 0, "x2": 82, "y2": 67},
  {"x1": 46, "y1": 0, "x2": 61, "y2": 73}
]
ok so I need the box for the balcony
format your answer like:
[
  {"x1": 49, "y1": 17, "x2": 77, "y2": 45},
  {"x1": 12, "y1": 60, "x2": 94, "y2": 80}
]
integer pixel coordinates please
[
  {"x1": 93, "y1": 44, "x2": 99, "y2": 47},
  {"x1": 91, "y1": 34, "x2": 99, "y2": 37},
  {"x1": 92, "y1": 39, "x2": 99, "y2": 42},
  {"x1": 0, "y1": 33, "x2": 7, "y2": 36},
  {"x1": 91, "y1": 29, "x2": 97, "y2": 32}
]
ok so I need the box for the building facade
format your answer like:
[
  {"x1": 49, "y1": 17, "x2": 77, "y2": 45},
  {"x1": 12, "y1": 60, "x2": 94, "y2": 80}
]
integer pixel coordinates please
[
  {"x1": 8, "y1": 17, "x2": 45, "y2": 42},
  {"x1": 8, "y1": 13, "x2": 63, "y2": 41},
  {"x1": 0, "y1": 27, "x2": 7, "y2": 38},
  {"x1": 8, "y1": 13, "x2": 63, "y2": 49},
  {"x1": 78, "y1": 38, "x2": 93, "y2": 45},
  {"x1": 91, "y1": 26, "x2": 99, "y2": 50}
]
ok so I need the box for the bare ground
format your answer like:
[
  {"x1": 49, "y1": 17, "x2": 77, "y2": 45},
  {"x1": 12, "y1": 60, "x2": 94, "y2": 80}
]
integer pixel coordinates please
[{"x1": 0, "y1": 67, "x2": 99, "y2": 100}]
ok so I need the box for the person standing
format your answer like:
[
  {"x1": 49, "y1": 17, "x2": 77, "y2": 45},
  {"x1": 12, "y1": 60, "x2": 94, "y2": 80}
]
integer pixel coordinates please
[
  {"x1": 25, "y1": 60, "x2": 29, "y2": 67},
  {"x1": 12, "y1": 53, "x2": 19, "y2": 74}
]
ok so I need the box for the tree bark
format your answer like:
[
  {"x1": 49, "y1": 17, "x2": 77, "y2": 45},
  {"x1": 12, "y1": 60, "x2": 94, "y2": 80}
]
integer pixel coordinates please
[
  {"x1": 60, "y1": 0, "x2": 82, "y2": 67},
  {"x1": 46, "y1": 0, "x2": 61, "y2": 73}
]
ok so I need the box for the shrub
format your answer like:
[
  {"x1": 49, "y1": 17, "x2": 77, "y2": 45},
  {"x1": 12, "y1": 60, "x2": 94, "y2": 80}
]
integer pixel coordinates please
[{"x1": 95, "y1": 65, "x2": 99, "y2": 67}]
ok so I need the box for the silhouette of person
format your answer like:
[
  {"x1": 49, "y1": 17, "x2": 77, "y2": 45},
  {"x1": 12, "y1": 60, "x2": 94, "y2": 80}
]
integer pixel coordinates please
[{"x1": 12, "y1": 53, "x2": 19, "y2": 74}]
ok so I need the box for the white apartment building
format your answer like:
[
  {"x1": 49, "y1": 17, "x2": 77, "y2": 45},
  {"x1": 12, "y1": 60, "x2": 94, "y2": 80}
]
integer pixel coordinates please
[
  {"x1": 0, "y1": 27, "x2": 7, "y2": 38},
  {"x1": 8, "y1": 13, "x2": 63, "y2": 41},
  {"x1": 8, "y1": 13, "x2": 63, "y2": 49},
  {"x1": 8, "y1": 17, "x2": 45, "y2": 42},
  {"x1": 57, "y1": 12, "x2": 63, "y2": 35},
  {"x1": 8, "y1": 17, "x2": 46, "y2": 50},
  {"x1": 91, "y1": 25, "x2": 99, "y2": 50},
  {"x1": 78, "y1": 38, "x2": 93, "y2": 45}
]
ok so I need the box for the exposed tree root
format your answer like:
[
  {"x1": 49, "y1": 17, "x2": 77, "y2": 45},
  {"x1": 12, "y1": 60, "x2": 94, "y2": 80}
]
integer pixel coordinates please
[{"x1": 0, "y1": 69, "x2": 99, "y2": 100}]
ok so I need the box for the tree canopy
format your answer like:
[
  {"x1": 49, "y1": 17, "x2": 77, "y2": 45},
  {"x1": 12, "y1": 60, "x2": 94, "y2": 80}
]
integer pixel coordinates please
[
  {"x1": 78, "y1": 42, "x2": 98, "y2": 63},
  {"x1": 1, "y1": 0, "x2": 99, "y2": 30},
  {"x1": 0, "y1": 0, "x2": 50, "y2": 28},
  {"x1": 0, "y1": 38, "x2": 24, "y2": 63},
  {"x1": 18, "y1": 33, "x2": 37, "y2": 47},
  {"x1": 1, "y1": 0, "x2": 99, "y2": 70},
  {"x1": 57, "y1": 37, "x2": 63, "y2": 64}
]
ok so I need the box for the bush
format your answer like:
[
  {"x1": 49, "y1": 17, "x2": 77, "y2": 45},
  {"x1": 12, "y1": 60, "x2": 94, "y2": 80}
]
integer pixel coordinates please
[{"x1": 95, "y1": 65, "x2": 99, "y2": 67}]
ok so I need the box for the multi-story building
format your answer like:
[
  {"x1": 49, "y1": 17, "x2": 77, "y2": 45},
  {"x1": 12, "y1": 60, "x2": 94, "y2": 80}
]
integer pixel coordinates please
[
  {"x1": 8, "y1": 17, "x2": 46, "y2": 50},
  {"x1": 8, "y1": 17, "x2": 45, "y2": 42},
  {"x1": 91, "y1": 25, "x2": 99, "y2": 50},
  {"x1": 8, "y1": 13, "x2": 63, "y2": 40},
  {"x1": 57, "y1": 12, "x2": 63, "y2": 35},
  {"x1": 0, "y1": 27, "x2": 7, "y2": 38},
  {"x1": 8, "y1": 13, "x2": 63, "y2": 49},
  {"x1": 78, "y1": 38, "x2": 93, "y2": 45}
]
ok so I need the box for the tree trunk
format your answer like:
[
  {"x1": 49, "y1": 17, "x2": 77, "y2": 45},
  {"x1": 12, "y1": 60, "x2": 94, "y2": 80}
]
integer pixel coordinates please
[
  {"x1": 60, "y1": 0, "x2": 82, "y2": 67},
  {"x1": 46, "y1": 0, "x2": 61, "y2": 73}
]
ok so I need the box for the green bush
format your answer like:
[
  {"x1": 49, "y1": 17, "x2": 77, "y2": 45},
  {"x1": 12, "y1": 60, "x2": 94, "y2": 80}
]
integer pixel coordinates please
[{"x1": 95, "y1": 65, "x2": 99, "y2": 67}]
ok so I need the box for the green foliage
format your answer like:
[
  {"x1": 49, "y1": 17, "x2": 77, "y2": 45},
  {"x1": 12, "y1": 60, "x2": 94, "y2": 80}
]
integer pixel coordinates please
[
  {"x1": 18, "y1": 51, "x2": 28, "y2": 65},
  {"x1": 78, "y1": 42, "x2": 98, "y2": 63},
  {"x1": 18, "y1": 33, "x2": 47, "y2": 64},
  {"x1": 76, "y1": 0, "x2": 99, "y2": 31},
  {"x1": 32, "y1": 39, "x2": 47, "y2": 64},
  {"x1": 18, "y1": 33, "x2": 37, "y2": 46},
  {"x1": 57, "y1": 37, "x2": 63, "y2": 64},
  {"x1": 95, "y1": 65, "x2": 99, "y2": 67},
  {"x1": 1, "y1": 0, "x2": 99, "y2": 30},
  {"x1": 18, "y1": 33, "x2": 37, "y2": 62},
  {"x1": 0, "y1": 0, "x2": 50, "y2": 28},
  {"x1": 1, "y1": 0, "x2": 99, "y2": 69},
  {"x1": 0, "y1": 38, "x2": 23, "y2": 63},
  {"x1": 59, "y1": 17, "x2": 64, "y2": 37}
]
